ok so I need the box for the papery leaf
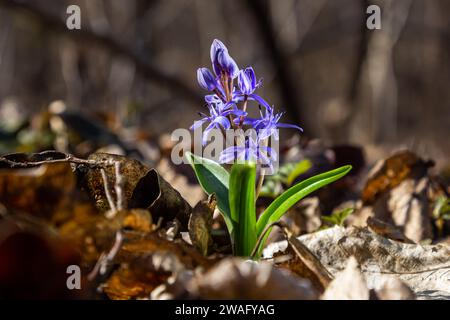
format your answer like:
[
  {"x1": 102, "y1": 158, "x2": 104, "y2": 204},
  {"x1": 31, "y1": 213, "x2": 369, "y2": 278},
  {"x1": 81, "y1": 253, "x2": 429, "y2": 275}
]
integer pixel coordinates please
[
  {"x1": 185, "y1": 151, "x2": 232, "y2": 234},
  {"x1": 254, "y1": 165, "x2": 352, "y2": 257},
  {"x1": 229, "y1": 162, "x2": 257, "y2": 256}
]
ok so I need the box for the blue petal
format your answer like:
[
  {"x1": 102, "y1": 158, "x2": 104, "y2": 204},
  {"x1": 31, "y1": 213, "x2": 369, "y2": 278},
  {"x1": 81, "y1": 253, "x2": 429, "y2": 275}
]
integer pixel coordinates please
[
  {"x1": 205, "y1": 94, "x2": 221, "y2": 104},
  {"x1": 210, "y1": 39, "x2": 228, "y2": 64},
  {"x1": 190, "y1": 118, "x2": 208, "y2": 130},
  {"x1": 258, "y1": 127, "x2": 275, "y2": 140},
  {"x1": 217, "y1": 50, "x2": 239, "y2": 79},
  {"x1": 248, "y1": 94, "x2": 272, "y2": 109},
  {"x1": 276, "y1": 123, "x2": 304, "y2": 132},
  {"x1": 202, "y1": 122, "x2": 216, "y2": 145},
  {"x1": 197, "y1": 68, "x2": 216, "y2": 91},
  {"x1": 213, "y1": 116, "x2": 231, "y2": 129},
  {"x1": 245, "y1": 67, "x2": 257, "y2": 91},
  {"x1": 238, "y1": 69, "x2": 251, "y2": 95},
  {"x1": 219, "y1": 146, "x2": 246, "y2": 163}
]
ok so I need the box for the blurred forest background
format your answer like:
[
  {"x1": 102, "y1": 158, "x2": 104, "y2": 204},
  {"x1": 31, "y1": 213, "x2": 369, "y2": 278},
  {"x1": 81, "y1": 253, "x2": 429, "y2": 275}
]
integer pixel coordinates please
[{"x1": 0, "y1": 0, "x2": 449, "y2": 168}]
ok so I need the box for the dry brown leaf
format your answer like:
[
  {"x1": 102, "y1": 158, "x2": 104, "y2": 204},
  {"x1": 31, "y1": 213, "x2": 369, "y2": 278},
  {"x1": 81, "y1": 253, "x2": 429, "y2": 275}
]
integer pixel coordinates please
[
  {"x1": 103, "y1": 258, "x2": 170, "y2": 300},
  {"x1": 367, "y1": 216, "x2": 414, "y2": 244},
  {"x1": 321, "y1": 256, "x2": 369, "y2": 300},
  {"x1": 117, "y1": 232, "x2": 215, "y2": 271},
  {"x1": 188, "y1": 194, "x2": 216, "y2": 256},
  {"x1": 103, "y1": 231, "x2": 216, "y2": 300},
  {"x1": 264, "y1": 226, "x2": 450, "y2": 299},
  {"x1": 188, "y1": 258, "x2": 318, "y2": 300},
  {"x1": 362, "y1": 150, "x2": 433, "y2": 203},
  {"x1": 83, "y1": 153, "x2": 192, "y2": 229},
  {"x1": 0, "y1": 163, "x2": 76, "y2": 222}
]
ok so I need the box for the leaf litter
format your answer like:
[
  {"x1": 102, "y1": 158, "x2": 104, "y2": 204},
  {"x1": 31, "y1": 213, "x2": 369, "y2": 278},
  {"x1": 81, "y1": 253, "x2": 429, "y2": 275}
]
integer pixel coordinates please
[{"x1": 0, "y1": 148, "x2": 449, "y2": 300}]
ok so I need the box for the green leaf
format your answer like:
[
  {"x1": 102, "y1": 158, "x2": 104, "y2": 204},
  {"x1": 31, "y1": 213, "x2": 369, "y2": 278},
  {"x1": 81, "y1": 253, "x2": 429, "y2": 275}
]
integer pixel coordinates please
[
  {"x1": 286, "y1": 159, "x2": 312, "y2": 186},
  {"x1": 254, "y1": 165, "x2": 352, "y2": 257},
  {"x1": 259, "y1": 159, "x2": 312, "y2": 199},
  {"x1": 229, "y1": 162, "x2": 257, "y2": 257},
  {"x1": 185, "y1": 151, "x2": 233, "y2": 235},
  {"x1": 322, "y1": 208, "x2": 354, "y2": 227},
  {"x1": 433, "y1": 196, "x2": 450, "y2": 219}
]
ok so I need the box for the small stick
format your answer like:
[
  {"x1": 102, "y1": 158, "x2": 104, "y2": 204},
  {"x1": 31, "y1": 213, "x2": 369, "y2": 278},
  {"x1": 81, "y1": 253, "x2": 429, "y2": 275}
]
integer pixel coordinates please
[
  {"x1": 0, "y1": 153, "x2": 115, "y2": 169},
  {"x1": 87, "y1": 231, "x2": 124, "y2": 281},
  {"x1": 101, "y1": 168, "x2": 117, "y2": 214},
  {"x1": 114, "y1": 162, "x2": 126, "y2": 211}
]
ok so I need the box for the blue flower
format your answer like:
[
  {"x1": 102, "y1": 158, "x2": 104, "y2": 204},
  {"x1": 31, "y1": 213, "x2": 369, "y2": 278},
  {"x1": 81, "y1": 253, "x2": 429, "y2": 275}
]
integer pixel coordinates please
[
  {"x1": 190, "y1": 101, "x2": 246, "y2": 145},
  {"x1": 237, "y1": 67, "x2": 260, "y2": 95},
  {"x1": 232, "y1": 67, "x2": 271, "y2": 109},
  {"x1": 219, "y1": 135, "x2": 277, "y2": 171},
  {"x1": 197, "y1": 68, "x2": 217, "y2": 91},
  {"x1": 240, "y1": 105, "x2": 303, "y2": 140},
  {"x1": 210, "y1": 39, "x2": 239, "y2": 79}
]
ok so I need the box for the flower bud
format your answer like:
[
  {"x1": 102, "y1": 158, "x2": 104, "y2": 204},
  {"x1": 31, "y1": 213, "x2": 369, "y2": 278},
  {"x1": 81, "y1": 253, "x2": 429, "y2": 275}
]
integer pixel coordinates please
[{"x1": 197, "y1": 68, "x2": 217, "y2": 91}]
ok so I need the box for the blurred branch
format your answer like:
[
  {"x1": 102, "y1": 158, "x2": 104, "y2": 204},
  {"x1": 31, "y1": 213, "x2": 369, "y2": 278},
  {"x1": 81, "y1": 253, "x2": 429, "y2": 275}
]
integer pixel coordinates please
[
  {"x1": 366, "y1": 0, "x2": 413, "y2": 143},
  {"x1": 243, "y1": 0, "x2": 311, "y2": 133},
  {"x1": 0, "y1": 0, "x2": 202, "y2": 104},
  {"x1": 347, "y1": 0, "x2": 370, "y2": 103}
]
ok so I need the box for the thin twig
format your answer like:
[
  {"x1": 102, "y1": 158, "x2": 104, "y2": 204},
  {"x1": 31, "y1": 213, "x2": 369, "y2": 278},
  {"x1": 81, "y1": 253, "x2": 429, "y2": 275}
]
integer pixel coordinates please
[
  {"x1": 101, "y1": 168, "x2": 117, "y2": 214},
  {"x1": 0, "y1": 154, "x2": 115, "y2": 169},
  {"x1": 87, "y1": 231, "x2": 124, "y2": 282},
  {"x1": 114, "y1": 162, "x2": 126, "y2": 211}
]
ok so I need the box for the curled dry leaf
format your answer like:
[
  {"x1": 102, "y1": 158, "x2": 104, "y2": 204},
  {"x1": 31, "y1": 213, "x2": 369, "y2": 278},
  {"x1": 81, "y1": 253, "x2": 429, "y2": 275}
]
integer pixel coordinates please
[
  {"x1": 264, "y1": 226, "x2": 450, "y2": 299},
  {"x1": 270, "y1": 222, "x2": 333, "y2": 292},
  {"x1": 367, "y1": 216, "x2": 414, "y2": 244},
  {"x1": 59, "y1": 209, "x2": 153, "y2": 267},
  {"x1": 321, "y1": 256, "x2": 369, "y2": 300},
  {"x1": 84, "y1": 153, "x2": 148, "y2": 212},
  {"x1": 129, "y1": 169, "x2": 192, "y2": 229},
  {"x1": 188, "y1": 258, "x2": 318, "y2": 300},
  {"x1": 351, "y1": 177, "x2": 434, "y2": 243},
  {"x1": 116, "y1": 232, "x2": 215, "y2": 271},
  {"x1": 349, "y1": 150, "x2": 440, "y2": 242},
  {"x1": 362, "y1": 150, "x2": 433, "y2": 204},
  {"x1": 188, "y1": 194, "x2": 216, "y2": 256},
  {"x1": 83, "y1": 153, "x2": 191, "y2": 229},
  {"x1": 103, "y1": 251, "x2": 182, "y2": 300},
  {"x1": 0, "y1": 163, "x2": 77, "y2": 223},
  {"x1": 103, "y1": 232, "x2": 215, "y2": 300}
]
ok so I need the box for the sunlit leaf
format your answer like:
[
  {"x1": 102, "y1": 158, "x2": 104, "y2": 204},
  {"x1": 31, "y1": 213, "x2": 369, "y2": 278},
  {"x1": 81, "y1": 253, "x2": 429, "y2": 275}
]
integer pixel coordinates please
[
  {"x1": 185, "y1": 151, "x2": 232, "y2": 234},
  {"x1": 254, "y1": 165, "x2": 352, "y2": 257},
  {"x1": 229, "y1": 163, "x2": 257, "y2": 256}
]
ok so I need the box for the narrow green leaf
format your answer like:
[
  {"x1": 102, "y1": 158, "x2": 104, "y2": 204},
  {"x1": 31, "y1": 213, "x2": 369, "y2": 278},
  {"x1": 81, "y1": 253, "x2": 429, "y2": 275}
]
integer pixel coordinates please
[
  {"x1": 185, "y1": 151, "x2": 233, "y2": 234},
  {"x1": 286, "y1": 159, "x2": 312, "y2": 186},
  {"x1": 229, "y1": 162, "x2": 257, "y2": 256},
  {"x1": 254, "y1": 165, "x2": 352, "y2": 257}
]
